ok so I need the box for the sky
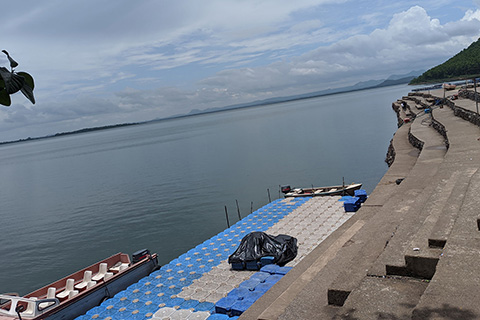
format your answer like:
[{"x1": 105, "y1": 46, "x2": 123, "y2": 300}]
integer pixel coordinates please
[{"x1": 1, "y1": 0, "x2": 480, "y2": 141}]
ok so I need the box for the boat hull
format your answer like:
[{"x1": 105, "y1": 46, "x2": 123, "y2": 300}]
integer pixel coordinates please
[
  {"x1": 0, "y1": 252, "x2": 159, "y2": 320},
  {"x1": 42, "y1": 257, "x2": 157, "y2": 320},
  {"x1": 283, "y1": 183, "x2": 362, "y2": 197}
]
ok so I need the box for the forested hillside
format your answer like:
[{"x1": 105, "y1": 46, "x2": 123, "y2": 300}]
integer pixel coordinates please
[{"x1": 410, "y1": 38, "x2": 480, "y2": 84}]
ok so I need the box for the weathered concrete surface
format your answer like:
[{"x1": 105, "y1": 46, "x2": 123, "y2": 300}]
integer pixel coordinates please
[{"x1": 240, "y1": 89, "x2": 480, "y2": 319}]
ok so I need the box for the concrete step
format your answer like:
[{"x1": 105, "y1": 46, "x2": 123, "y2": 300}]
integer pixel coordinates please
[
  {"x1": 368, "y1": 170, "x2": 456, "y2": 278},
  {"x1": 412, "y1": 169, "x2": 480, "y2": 319},
  {"x1": 335, "y1": 276, "x2": 428, "y2": 320},
  {"x1": 399, "y1": 170, "x2": 463, "y2": 279},
  {"x1": 327, "y1": 114, "x2": 448, "y2": 306},
  {"x1": 428, "y1": 168, "x2": 477, "y2": 248}
]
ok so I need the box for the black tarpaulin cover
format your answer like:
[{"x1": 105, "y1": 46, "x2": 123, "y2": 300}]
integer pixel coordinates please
[{"x1": 228, "y1": 231, "x2": 298, "y2": 266}]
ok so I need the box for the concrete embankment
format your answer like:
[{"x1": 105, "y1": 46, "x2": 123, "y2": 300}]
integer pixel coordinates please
[{"x1": 242, "y1": 87, "x2": 480, "y2": 319}]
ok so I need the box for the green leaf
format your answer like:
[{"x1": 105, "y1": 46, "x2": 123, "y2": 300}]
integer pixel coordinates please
[
  {"x1": 0, "y1": 89, "x2": 11, "y2": 106},
  {"x1": 0, "y1": 67, "x2": 24, "y2": 94},
  {"x1": 17, "y1": 72, "x2": 34, "y2": 90},
  {"x1": 21, "y1": 84, "x2": 35, "y2": 104}
]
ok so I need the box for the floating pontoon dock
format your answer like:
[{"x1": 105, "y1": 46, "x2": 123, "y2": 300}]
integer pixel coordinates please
[{"x1": 76, "y1": 196, "x2": 355, "y2": 320}]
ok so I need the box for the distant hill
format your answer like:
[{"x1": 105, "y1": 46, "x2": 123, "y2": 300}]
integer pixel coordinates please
[
  {"x1": 0, "y1": 71, "x2": 421, "y2": 145},
  {"x1": 410, "y1": 38, "x2": 480, "y2": 84},
  {"x1": 187, "y1": 70, "x2": 421, "y2": 117},
  {"x1": 377, "y1": 76, "x2": 417, "y2": 87}
]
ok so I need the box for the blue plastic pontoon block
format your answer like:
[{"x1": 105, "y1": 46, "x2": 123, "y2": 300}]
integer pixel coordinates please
[
  {"x1": 253, "y1": 282, "x2": 275, "y2": 294},
  {"x1": 354, "y1": 189, "x2": 368, "y2": 203},
  {"x1": 230, "y1": 298, "x2": 257, "y2": 317},
  {"x1": 245, "y1": 260, "x2": 260, "y2": 271},
  {"x1": 239, "y1": 278, "x2": 262, "y2": 291},
  {"x1": 260, "y1": 264, "x2": 280, "y2": 274},
  {"x1": 260, "y1": 256, "x2": 275, "y2": 267},
  {"x1": 338, "y1": 195, "x2": 354, "y2": 202},
  {"x1": 231, "y1": 262, "x2": 245, "y2": 270},
  {"x1": 215, "y1": 296, "x2": 239, "y2": 315},
  {"x1": 276, "y1": 266, "x2": 292, "y2": 275},
  {"x1": 249, "y1": 271, "x2": 271, "y2": 283},
  {"x1": 264, "y1": 274, "x2": 284, "y2": 285},
  {"x1": 344, "y1": 197, "x2": 361, "y2": 212},
  {"x1": 207, "y1": 314, "x2": 230, "y2": 319},
  {"x1": 228, "y1": 287, "x2": 250, "y2": 300}
]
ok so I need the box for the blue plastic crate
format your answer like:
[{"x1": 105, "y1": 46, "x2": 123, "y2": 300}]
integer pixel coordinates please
[
  {"x1": 354, "y1": 189, "x2": 368, "y2": 203},
  {"x1": 344, "y1": 203, "x2": 360, "y2": 212},
  {"x1": 344, "y1": 197, "x2": 361, "y2": 212}
]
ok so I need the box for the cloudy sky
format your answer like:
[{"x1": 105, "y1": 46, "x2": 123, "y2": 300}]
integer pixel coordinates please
[{"x1": 1, "y1": 0, "x2": 480, "y2": 141}]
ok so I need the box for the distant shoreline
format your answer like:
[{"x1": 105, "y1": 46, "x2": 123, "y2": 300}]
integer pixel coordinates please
[{"x1": 0, "y1": 81, "x2": 413, "y2": 146}]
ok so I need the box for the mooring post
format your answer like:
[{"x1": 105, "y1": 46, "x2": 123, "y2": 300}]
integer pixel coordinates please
[
  {"x1": 267, "y1": 188, "x2": 271, "y2": 202},
  {"x1": 224, "y1": 206, "x2": 230, "y2": 228},
  {"x1": 236, "y1": 199, "x2": 242, "y2": 220}
]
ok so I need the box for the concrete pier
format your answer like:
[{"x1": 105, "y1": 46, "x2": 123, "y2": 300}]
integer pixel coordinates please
[{"x1": 242, "y1": 87, "x2": 480, "y2": 319}]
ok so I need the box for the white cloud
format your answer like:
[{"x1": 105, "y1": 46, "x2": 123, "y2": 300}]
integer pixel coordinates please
[
  {"x1": 1, "y1": 2, "x2": 480, "y2": 141},
  {"x1": 198, "y1": 5, "x2": 480, "y2": 97},
  {"x1": 462, "y1": 8, "x2": 480, "y2": 21}
]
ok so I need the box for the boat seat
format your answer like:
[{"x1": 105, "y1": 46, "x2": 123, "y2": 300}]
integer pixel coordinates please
[
  {"x1": 56, "y1": 279, "x2": 75, "y2": 299},
  {"x1": 92, "y1": 263, "x2": 108, "y2": 281},
  {"x1": 22, "y1": 297, "x2": 37, "y2": 316},
  {"x1": 38, "y1": 287, "x2": 57, "y2": 309},
  {"x1": 314, "y1": 190, "x2": 323, "y2": 194},
  {"x1": 329, "y1": 188, "x2": 337, "y2": 192},
  {"x1": 109, "y1": 262, "x2": 129, "y2": 272},
  {"x1": 47, "y1": 287, "x2": 56, "y2": 299},
  {"x1": 75, "y1": 271, "x2": 96, "y2": 290},
  {"x1": 68, "y1": 290, "x2": 78, "y2": 298},
  {"x1": 104, "y1": 272, "x2": 114, "y2": 281}
]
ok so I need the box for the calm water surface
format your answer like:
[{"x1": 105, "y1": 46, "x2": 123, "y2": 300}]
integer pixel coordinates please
[{"x1": 0, "y1": 85, "x2": 410, "y2": 295}]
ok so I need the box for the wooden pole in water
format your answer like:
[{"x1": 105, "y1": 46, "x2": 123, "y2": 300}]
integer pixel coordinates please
[
  {"x1": 224, "y1": 206, "x2": 230, "y2": 228},
  {"x1": 475, "y1": 78, "x2": 479, "y2": 114},
  {"x1": 235, "y1": 199, "x2": 242, "y2": 220},
  {"x1": 267, "y1": 188, "x2": 271, "y2": 202},
  {"x1": 250, "y1": 201, "x2": 253, "y2": 214}
]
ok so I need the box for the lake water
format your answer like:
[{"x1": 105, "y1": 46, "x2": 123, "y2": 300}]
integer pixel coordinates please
[{"x1": 0, "y1": 84, "x2": 410, "y2": 295}]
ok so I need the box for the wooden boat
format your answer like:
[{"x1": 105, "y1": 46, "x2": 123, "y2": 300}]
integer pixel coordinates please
[
  {"x1": 443, "y1": 83, "x2": 456, "y2": 90},
  {"x1": 0, "y1": 249, "x2": 159, "y2": 320},
  {"x1": 281, "y1": 183, "x2": 362, "y2": 197}
]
